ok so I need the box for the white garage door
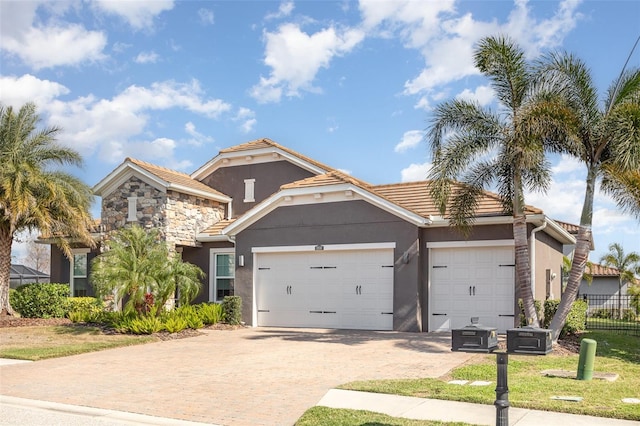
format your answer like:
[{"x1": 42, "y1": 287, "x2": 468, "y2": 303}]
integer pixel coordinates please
[
  {"x1": 429, "y1": 246, "x2": 515, "y2": 333},
  {"x1": 255, "y1": 248, "x2": 394, "y2": 330}
]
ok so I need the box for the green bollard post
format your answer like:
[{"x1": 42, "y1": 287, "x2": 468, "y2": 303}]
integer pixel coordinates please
[{"x1": 576, "y1": 338, "x2": 597, "y2": 380}]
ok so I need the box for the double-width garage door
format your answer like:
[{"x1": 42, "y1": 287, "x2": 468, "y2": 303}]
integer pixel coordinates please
[
  {"x1": 255, "y1": 248, "x2": 394, "y2": 330},
  {"x1": 429, "y1": 246, "x2": 515, "y2": 333}
]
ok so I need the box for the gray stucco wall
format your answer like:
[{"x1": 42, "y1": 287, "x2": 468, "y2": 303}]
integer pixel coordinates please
[
  {"x1": 49, "y1": 245, "x2": 69, "y2": 284},
  {"x1": 234, "y1": 200, "x2": 422, "y2": 331},
  {"x1": 200, "y1": 161, "x2": 315, "y2": 217},
  {"x1": 182, "y1": 241, "x2": 235, "y2": 304}
]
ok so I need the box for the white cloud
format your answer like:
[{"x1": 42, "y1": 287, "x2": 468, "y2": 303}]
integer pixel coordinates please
[
  {"x1": 92, "y1": 0, "x2": 174, "y2": 30},
  {"x1": 401, "y1": 162, "x2": 432, "y2": 182},
  {"x1": 184, "y1": 122, "x2": 213, "y2": 146},
  {"x1": 16, "y1": 75, "x2": 233, "y2": 161},
  {"x1": 0, "y1": 2, "x2": 107, "y2": 70},
  {"x1": 456, "y1": 85, "x2": 494, "y2": 106},
  {"x1": 134, "y1": 51, "x2": 159, "y2": 64},
  {"x1": 551, "y1": 154, "x2": 585, "y2": 175},
  {"x1": 394, "y1": 130, "x2": 424, "y2": 153},
  {"x1": 266, "y1": 1, "x2": 295, "y2": 21},
  {"x1": 198, "y1": 8, "x2": 214, "y2": 25},
  {"x1": 359, "y1": 0, "x2": 583, "y2": 109},
  {"x1": 251, "y1": 23, "x2": 365, "y2": 103},
  {"x1": 234, "y1": 107, "x2": 257, "y2": 133},
  {"x1": 0, "y1": 74, "x2": 69, "y2": 108}
]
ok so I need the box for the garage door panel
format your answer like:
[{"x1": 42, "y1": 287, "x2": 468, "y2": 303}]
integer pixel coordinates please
[
  {"x1": 430, "y1": 246, "x2": 515, "y2": 332},
  {"x1": 256, "y1": 248, "x2": 394, "y2": 330}
]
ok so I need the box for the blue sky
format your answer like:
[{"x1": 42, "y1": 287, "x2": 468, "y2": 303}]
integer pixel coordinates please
[{"x1": 2, "y1": 0, "x2": 639, "y2": 265}]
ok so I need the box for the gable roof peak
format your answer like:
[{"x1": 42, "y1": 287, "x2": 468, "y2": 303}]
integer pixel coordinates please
[{"x1": 191, "y1": 137, "x2": 334, "y2": 180}]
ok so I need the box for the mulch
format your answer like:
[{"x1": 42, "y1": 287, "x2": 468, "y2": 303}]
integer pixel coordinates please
[{"x1": 0, "y1": 314, "x2": 245, "y2": 340}]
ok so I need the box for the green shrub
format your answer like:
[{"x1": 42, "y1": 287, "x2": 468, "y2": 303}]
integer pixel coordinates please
[
  {"x1": 10, "y1": 283, "x2": 70, "y2": 318},
  {"x1": 544, "y1": 299, "x2": 588, "y2": 336},
  {"x1": 102, "y1": 311, "x2": 137, "y2": 333},
  {"x1": 196, "y1": 303, "x2": 224, "y2": 325},
  {"x1": 518, "y1": 299, "x2": 543, "y2": 326},
  {"x1": 65, "y1": 297, "x2": 104, "y2": 322},
  {"x1": 518, "y1": 299, "x2": 587, "y2": 336},
  {"x1": 172, "y1": 305, "x2": 203, "y2": 329},
  {"x1": 163, "y1": 315, "x2": 188, "y2": 333},
  {"x1": 590, "y1": 308, "x2": 613, "y2": 319},
  {"x1": 621, "y1": 309, "x2": 637, "y2": 322},
  {"x1": 222, "y1": 296, "x2": 242, "y2": 325},
  {"x1": 128, "y1": 314, "x2": 165, "y2": 334}
]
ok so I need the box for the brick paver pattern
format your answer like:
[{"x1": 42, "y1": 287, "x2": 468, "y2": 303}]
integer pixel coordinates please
[{"x1": 0, "y1": 328, "x2": 474, "y2": 426}]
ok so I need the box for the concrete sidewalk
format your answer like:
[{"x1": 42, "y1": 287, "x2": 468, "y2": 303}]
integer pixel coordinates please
[
  {"x1": 0, "y1": 395, "x2": 216, "y2": 426},
  {"x1": 2, "y1": 388, "x2": 638, "y2": 426},
  {"x1": 317, "y1": 389, "x2": 640, "y2": 426}
]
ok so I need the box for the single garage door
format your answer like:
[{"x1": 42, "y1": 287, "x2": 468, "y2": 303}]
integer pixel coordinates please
[
  {"x1": 429, "y1": 246, "x2": 515, "y2": 332},
  {"x1": 255, "y1": 247, "x2": 394, "y2": 330}
]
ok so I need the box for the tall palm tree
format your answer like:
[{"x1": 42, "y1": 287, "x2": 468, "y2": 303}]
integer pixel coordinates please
[
  {"x1": 0, "y1": 103, "x2": 94, "y2": 315},
  {"x1": 540, "y1": 51, "x2": 640, "y2": 339},
  {"x1": 427, "y1": 35, "x2": 576, "y2": 327},
  {"x1": 599, "y1": 243, "x2": 640, "y2": 319}
]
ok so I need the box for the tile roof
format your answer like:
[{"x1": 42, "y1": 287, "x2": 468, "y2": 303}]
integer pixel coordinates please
[
  {"x1": 555, "y1": 220, "x2": 580, "y2": 234},
  {"x1": 373, "y1": 181, "x2": 542, "y2": 218},
  {"x1": 586, "y1": 263, "x2": 620, "y2": 277},
  {"x1": 199, "y1": 218, "x2": 237, "y2": 236},
  {"x1": 218, "y1": 138, "x2": 334, "y2": 174},
  {"x1": 127, "y1": 158, "x2": 230, "y2": 200},
  {"x1": 279, "y1": 171, "x2": 429, "y2": 220},
  {"x1": 280, "y1": 170, "x2": 372, "y2": 190}
]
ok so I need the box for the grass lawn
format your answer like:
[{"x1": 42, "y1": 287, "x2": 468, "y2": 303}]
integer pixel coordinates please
[
  {"x1": 337, "y1": 331, "x2": 640, "y2": 421},
  {"x1": 0, "y1": 325, "x2": 158, "y2": 360},
  {"x1": 297, "y1": 407, "x2": 474, "y2": 426}
]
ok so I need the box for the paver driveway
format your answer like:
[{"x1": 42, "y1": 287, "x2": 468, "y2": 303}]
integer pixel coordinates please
[{"x1": 0, "y1": 328, "x2": 475, "y2": 425}]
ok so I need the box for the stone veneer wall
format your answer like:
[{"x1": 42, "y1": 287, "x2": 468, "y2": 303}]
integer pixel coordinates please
[
  {"x1": 102, "y1": 176, "x2": 167, "y2": 233},
  {"x1": 101, "y1": 176, "x2": 225, "y2": 247},
  {"x1": 165, "y1": 189, "x2": 224, "y2": 247}
]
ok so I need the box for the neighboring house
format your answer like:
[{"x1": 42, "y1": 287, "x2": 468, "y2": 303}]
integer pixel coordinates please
[
  {"x1": 578, "y1": 263, "x2": 630, "y2": 309},
  {"x1": 10, "y1": 264, "x2": 50, "y2": 288},
  {"x1": 47, "y1": 138, "x2": 575, "y2": 332}
]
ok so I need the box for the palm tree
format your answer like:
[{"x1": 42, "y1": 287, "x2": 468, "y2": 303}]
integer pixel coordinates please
[
  {"x1": 598, "y1": 243, "x2": 640, "y2": 319},
  {"x1": 0, "y1": 103, "x2": 94, "y2": 315},
  {"x1": 540, "y1": 50, "x2": 640, "y2": 339},
  {"x1": 91, "y1": 225, "x2": 203, "y2": 315},
  {"x1": 155, "y1": 254, "x2": 204, "y2": 310},
  {"x1": 427, "y1": 35, "x2": 576, "y2": 327}
]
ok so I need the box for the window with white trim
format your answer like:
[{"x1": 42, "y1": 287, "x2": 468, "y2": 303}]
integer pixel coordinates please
[
  {"x1": 244, "y1": 179, "x2": 255, "y2": 203},
  {"x1": 210, "y1": 249, "x2": 235, "y2": 302},
  {"x1": 70, "y1": 249, "x2": 90, "y2": 297},
  {"x1": 127, "y1": 197, "x2": 138, "y2": 221}
]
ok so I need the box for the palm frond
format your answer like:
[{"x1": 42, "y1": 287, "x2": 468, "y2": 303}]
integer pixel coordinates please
[{"x1": 474, "y1": 35, "x2": 530, "y2": 113}]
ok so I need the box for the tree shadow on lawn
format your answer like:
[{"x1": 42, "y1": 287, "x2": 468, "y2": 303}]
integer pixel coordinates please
[
  {"x1": 245, "y1": 328, "x2": 454, "y2": 354},
  {"x1": 51, "y1": 324, "x2": 104, "y2": 336}
]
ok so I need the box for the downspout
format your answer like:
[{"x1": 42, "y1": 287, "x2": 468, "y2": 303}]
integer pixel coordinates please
[{"x1": 529, "y1": 219, "x2": 547, "y2": 300}]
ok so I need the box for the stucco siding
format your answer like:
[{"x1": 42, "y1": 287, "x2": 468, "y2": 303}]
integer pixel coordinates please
[
  {"x1": 235, "y1": 200, "x2": 422, "y2": 331},
  {"x1": 200, "y1": 161, "x2": 316, "y2": 217},
  {"x1": 532, "y1": 229, "x2": 564, "y2": 301},
  {"x1": 182, "y1": 242, "x2": 235, "y2": 304}
]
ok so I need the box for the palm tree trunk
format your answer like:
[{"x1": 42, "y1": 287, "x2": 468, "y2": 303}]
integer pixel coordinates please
[
  {"x1": 0, "y1": 226, "x2": 15, "y2": 316},
  {"x1": 514, "y1": 214, "x2": 539, "y2": 327},
  {"x1": 549, "y1": 166, "x2": 597, "y2": 341}
]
